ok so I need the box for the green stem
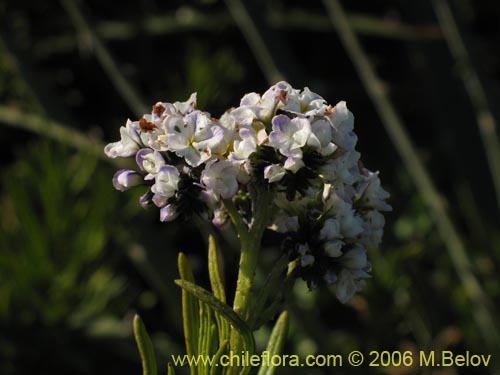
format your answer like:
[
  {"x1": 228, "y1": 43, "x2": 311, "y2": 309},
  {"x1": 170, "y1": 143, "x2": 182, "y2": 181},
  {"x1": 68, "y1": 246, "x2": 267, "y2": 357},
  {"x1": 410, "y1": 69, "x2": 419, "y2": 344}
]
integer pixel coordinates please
[
  {"x1": 231, "y1": 190, "x2": 272, "y2": 321},
  {"x1": 223, "y1": 191, "x2": 271, "y2": 375},
  {"x1": 232, "y1": 235, "x2": 259, "y2": 320}
]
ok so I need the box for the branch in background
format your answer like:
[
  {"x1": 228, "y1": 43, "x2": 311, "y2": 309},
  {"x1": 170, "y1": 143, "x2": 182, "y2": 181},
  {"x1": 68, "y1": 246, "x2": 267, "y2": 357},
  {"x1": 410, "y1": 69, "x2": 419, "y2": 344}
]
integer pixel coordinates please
[
  {"x1": 224, "y1": 0, "x2": 285, "y2": 84},
  {"x1": 431, "y1": 0, "x2": 500, "y2": 217},
  {"x1": 0, "y1": 105, "x2": 130, "y2": 168},
  {"x1": 35, "y1": 7, "x2": 442, "y2": 57},
  {"x1": 60, "y1": 0, "x2": 148, "y2": 116},
  {"x1": 0, "y1": 105, "x2": 102, "y2": 155},
  {"x1": 322, "y1": 0, "x2": 499, "y2": 351},
  {"x1": 270, "y1": 9, "x2": 443, "y2": 41},
  {"x1": 34, "y1": 7, "x2": 233, "y2": 57}
]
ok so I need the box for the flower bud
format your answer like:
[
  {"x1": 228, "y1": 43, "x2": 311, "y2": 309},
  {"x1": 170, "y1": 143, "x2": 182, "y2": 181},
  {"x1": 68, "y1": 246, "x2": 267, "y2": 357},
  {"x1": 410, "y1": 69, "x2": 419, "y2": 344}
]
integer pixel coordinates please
[{"x1": 112, "y1": 170, "x2": 142, "y2": 191}]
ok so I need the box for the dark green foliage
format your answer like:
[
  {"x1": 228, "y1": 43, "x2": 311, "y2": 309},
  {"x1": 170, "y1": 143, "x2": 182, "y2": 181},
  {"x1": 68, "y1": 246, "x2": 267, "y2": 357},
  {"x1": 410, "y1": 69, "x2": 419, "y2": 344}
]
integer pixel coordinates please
[{"x1": 0, "y1": 142, "x2": 137, "y2": 374}]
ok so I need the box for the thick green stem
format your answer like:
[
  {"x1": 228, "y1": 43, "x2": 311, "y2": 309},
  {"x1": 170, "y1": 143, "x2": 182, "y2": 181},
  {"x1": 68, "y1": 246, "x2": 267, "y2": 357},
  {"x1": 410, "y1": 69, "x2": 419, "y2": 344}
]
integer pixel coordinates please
[
  {"x1": 231, "y1": 190, "x2": 272, "y2": 321},
  {"x1": 223, "y1": 191, "x2": 272, "y2": 374},
  {"x1": 232, "y1": 234, "x2": 260, "y2": 320}
]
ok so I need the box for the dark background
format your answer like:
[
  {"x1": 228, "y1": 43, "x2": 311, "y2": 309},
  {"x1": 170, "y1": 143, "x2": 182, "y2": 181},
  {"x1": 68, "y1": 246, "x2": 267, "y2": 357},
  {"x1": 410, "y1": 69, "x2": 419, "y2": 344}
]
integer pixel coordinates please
[{"x1": 1, "y1": 0, "x2": 500, "y2": 374}]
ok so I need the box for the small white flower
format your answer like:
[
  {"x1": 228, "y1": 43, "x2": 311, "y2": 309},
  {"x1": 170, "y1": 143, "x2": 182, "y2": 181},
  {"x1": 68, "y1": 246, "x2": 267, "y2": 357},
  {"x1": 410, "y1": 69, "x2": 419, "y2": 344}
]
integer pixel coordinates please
[
  {"x1": 269, "y1": 211, "x2": 299, "y2": 233},
  {"x1": 327, "y1": 101, "x2": 358, "y2": 150},
  {"x1": 269, "y1": 115, "x2": 311, "y2": 172},
  {"x1": 322, "y1": 191, "x2": 364, "y2": 239},
  {"x1": 201, "y1": 160, "x2": 239, "y2": 200},
  {"x1": 264, "y1": 164, "x2": 286, "y2": 183},
  {"x1": 151, "y1": 165, "x2": 180, "y2": 199},
  {"x1": 269, "y1": 115, "x2": 311, "y2": 154},
  {"x1": 341, "y1": 244, "x2": 369, "y2": 269},
  {"x1": 104, "y1": 119, "x2": 142, "y2": 158},
  {"x1": 160, "y1": 204, "x2": 179, "y2": 222},
  {"x1": 230, "y1": 128, "x2": 258, "y2": 162},
  {"x1": 341, "y1": 211, "x2": 365, "y2": 239},
  {"x1": 139, "y1": 191, "x2": 153, "y2": 208},
  {"x1": 324, "y1": 240, "x2": 344, "y2": 257},
  {"x1": 355, "y1": 170, "x2": 392, "y2": 211},
  {"x1": 136, "y1": 149, "x2": 166, "y2": 178},
  {"x1": 319, "y1": 151, "x2": 361, "y2": 185},
  {"x1": 173, "y1": 93, "x2": 197, "y2": 115},
  {"x1": 320, "y1": 218, "x2": 341, "y2": 240},
  {"x1": 165, "y1": 111, "x2": 226, "y2": 167},
  {"x1": 152, "y1": 193, "x2": 168, "y2": 208},
  {"x1": 359, "y1": 210, "x2": 385, "y2": 247},
  {"x1": 249, "y1": 81, "x2": 292, "y2": 121},
  {"x1": 112, "y1": 170, "x2": 142, "y2": 191},
  {"x1": 336, "y1": 269, "x2": 369, "y2": 304},
  {"x1": 300, "y1": 254, "x2": 315, "y2": 267},
  {"x1": 307, "y1": 118, "x2": 337, "y2": 155},
  {"x1": 282, "y1": 86, "x2": 327, "y2": 117}
]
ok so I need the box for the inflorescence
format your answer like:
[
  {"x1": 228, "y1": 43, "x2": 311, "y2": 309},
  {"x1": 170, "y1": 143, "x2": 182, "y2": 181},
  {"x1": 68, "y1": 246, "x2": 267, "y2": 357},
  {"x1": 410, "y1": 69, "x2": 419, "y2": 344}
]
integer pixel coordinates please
[{"x1": 105, "y1": 82, "x2": 391, "y2": 302}]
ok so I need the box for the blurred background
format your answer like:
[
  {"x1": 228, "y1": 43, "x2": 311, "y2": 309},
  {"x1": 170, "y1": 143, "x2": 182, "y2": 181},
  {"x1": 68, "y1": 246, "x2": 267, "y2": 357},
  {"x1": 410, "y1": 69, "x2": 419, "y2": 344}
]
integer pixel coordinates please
[{"x1": 1, "y1": 0, "x2": 500, "y2": 374}]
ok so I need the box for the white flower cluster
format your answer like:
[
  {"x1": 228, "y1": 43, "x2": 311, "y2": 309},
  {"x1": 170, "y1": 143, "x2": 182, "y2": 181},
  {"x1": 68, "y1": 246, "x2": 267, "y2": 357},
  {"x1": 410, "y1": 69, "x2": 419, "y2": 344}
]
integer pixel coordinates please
[{"x1": 105, "y1": 82, "x2": 391, "y2": 302}]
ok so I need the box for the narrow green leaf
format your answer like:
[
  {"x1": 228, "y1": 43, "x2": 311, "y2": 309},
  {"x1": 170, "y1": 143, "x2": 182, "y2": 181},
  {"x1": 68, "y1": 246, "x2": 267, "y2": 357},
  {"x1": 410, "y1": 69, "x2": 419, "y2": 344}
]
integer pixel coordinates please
[
  {"x1": 257, "y1": 311, "x2": 289, "y2": 375},
  {"x1": 249, "y1": 255, "x2": 288, "y2": 329},
  {"x1": 175, "y1": 279, "x2": 255, "y2": 356},
  {"x1": 133, "y1": 314, "x2": 158, "y2": 375},
  {"x1": 209, "y1": 340, "x2": 229, "y2": 375},
  {"x1": 197, "y1": 302, "x2": 213, "y2": 375},
  {"x1": 167, "y1": 363, "x2": 176, "y2": 375},
  {"x1": 208, "y1": 323, "x2": 217, "y2": 358},
  {"x1": 252, "y1": 297, "x2": 285, "y2": 330},
  {"x1": 207, "y1": 235, "x2": 230, "y2": 343},
  {"x1": 178, "y1": 253, "x2": 200, "y2": 363}
]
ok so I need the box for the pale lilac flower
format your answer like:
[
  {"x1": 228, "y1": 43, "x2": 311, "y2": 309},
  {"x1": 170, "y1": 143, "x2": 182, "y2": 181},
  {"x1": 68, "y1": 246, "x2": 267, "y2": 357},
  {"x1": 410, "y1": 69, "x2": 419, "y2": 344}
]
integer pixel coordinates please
[
  {"x1": 264, "y1": 164, "x2": 286, "y2": 183},
  {"x1": 201, "y1": 160, "x2": 239, "y2": 200},
  {"x1": 336, "y1": 269, "x2": 370, "y2": 304},
  {"x1": 355, "y1": 170, "x2": 392, "y2": 211},
  {"x1": 173, "y1": 93, "x2": 198, "y2": 116},
  {"x1": 151, "y1": 165, "x2": 180, "y2": 199},
  {"x1": 320, "y1": 218, "x2": 341, "y2": 240},
  {"x1": 340, "y1": 244, "x2": 369, "y2": 269},
  {"x1": 136, "y1": 149, "x2": 166, "y2": 178},
  {"x1": 244, "y1": 81, "x2": 292, "y2": 122},
  {"x1": 229, "y1": 128, "x2": 258, "y2": 162},
  {"x1": 105, "y1": 119, "x2": 142, "y2": 158},
  {"x1": 160, "y1": 204, "x2": 179, "y2": 222},
  {"x1": 281, "y1": 86, "x2": 328, "y2": 117},
  {"x1": 152, "y1": 193, "x2": 169, "y2": 208},
  {"x1": 323, "y1": 191, "x2": 364, "y2": 239},
  {"x1": 132, "y1": 114, "x2": 169, "y2": 152},
  {"x1": 327, "y1": 101, "x2": 358, "y2": 151},
  {"x1": 359, "y1": 210, "x2": 386, "y2": 247},
  {"x1": 113, "y1": 169, "x2": 143, "y2": 191},
  {"x1": 268, "y1": 211, "x2": 299, "y2": 233},
  {"x1": 324, "y1": 240, "x2": 344, "y2": 257},
  {"x1": 319, "y1": 151, "x2": 361, "y2": 185},
  {"x1": 269, "y1": 115, "x2": 311, "y2": 172},
  {"x1": 165, "y1": 111, "x2": 226, "y2": 167},
  {"x1": 139, "y1": 192, "x2": 154, "y2": 208},
  {"x1": 297, "y1": 243, "x2": 314, "y2": 267},
  {"x1": 307, "y1": 118, "x2": 337, "y2": 156},
  {"x1": 269, "y1": 115, "x2": 311, "y2": 154}
]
